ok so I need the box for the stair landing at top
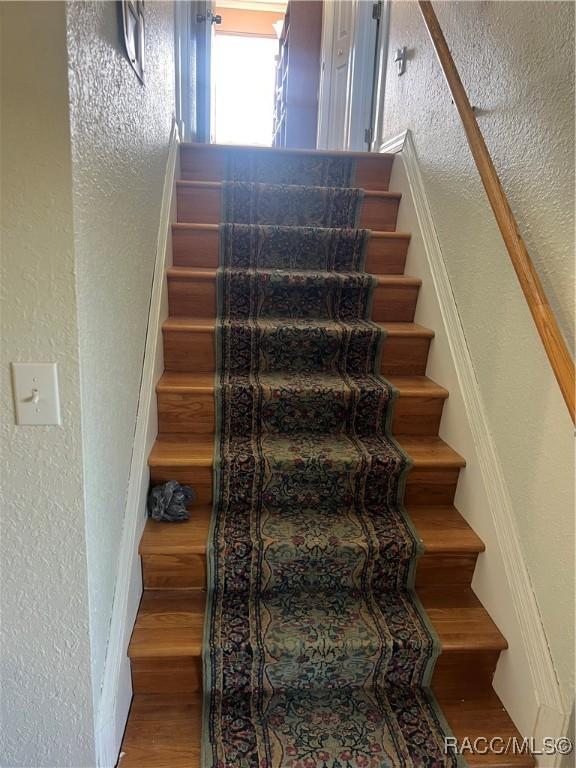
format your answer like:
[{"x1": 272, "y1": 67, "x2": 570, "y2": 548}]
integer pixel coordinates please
[{"x1": 180, "y1": 143, "x2": 395, "y2": 190}]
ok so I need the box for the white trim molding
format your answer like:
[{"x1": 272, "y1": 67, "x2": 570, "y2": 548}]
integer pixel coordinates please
[
  {"x1": 378, "y1": 130, "x2": 405, "y2": 154},
  {"x1": 381, "y1": 129, "x2": 568, "y2": 766},
  {"x1": 95, "y1": 120, "x2": 180, "y2": 768}
]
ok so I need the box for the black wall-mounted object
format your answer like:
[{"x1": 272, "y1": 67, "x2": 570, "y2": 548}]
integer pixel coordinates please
[{"x1": 121, "y1": 0, "x2": 145, "y2": 83}]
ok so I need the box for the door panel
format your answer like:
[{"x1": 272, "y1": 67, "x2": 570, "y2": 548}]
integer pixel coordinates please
[
  {"x1": 330, "y1": 64, "x2": 349, "y2": 149},
  {"x1": 317, "y1": 0, "x2": 381, "y2": 151},
  {"x1": 326, "y1": 0, "x2": 353, "y2": 150}
]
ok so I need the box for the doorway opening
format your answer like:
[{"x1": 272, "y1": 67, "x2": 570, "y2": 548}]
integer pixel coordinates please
[
  {"x1": 213, "y1": 34, "x2": 279, "y2": 145},
  {"x1": 179, "y1": 0, "x2": 381, "y2": 151},
  {"x1": 212, "y1": 2, "x2": 286, "y2": 146}
]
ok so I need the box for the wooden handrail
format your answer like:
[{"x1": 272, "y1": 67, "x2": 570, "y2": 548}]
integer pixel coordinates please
[{"x1": 418, "y1": 1, "x2": 575, "y2": 423}]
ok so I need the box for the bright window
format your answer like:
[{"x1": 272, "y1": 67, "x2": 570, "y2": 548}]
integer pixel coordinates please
[{"x1": 213, "y1": 34, "x2": 278, "y2": 146}]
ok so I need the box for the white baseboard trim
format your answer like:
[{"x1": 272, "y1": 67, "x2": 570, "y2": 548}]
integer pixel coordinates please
[
  {"x1": 380, "y1": 129, "x2": 567, "y2": 764},
  {"x1": 95, "y1": 119, "x2": 180, "y2": 768}
]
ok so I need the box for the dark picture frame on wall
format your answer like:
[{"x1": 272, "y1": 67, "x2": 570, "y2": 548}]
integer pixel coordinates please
[{"x1": 120, "y1": 0, "x2": 145, "y2": 83}]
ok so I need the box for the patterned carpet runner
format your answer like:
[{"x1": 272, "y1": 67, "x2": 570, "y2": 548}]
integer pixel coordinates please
[{"x1": 203, "y1": 152, "x2": 460, "y2": 768}]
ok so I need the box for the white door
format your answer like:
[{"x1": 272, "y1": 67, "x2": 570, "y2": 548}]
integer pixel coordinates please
[
  {"x1": 317, "y1": 0, "x2": 381, "y2": 151},
  {"x1": 317, "y1": 0, "x2": 354, "y2": 150}
]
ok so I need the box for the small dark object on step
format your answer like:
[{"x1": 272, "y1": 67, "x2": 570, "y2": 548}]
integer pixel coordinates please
[{"x1": 147, "y1": 480, "x2": 195, "y2": 522}]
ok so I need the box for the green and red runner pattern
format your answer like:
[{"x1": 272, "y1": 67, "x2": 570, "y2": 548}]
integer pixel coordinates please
[{"x1": 203, "y1": 152, "x2": 462, "y2": 768}]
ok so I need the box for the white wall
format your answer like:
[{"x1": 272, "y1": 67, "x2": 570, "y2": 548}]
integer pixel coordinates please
[
  {"x1": 0, "y1": 3, "x2": 96, "y2": 766},
  {"x1": 380, "y1": 0, "x2": 574, "y2": 710},
  {"x1": 65, "y1": 0, "x2": 175, "y2": 718},
  {"x1": 1, "y1": 2, "x2": 176, "y2": 765}
]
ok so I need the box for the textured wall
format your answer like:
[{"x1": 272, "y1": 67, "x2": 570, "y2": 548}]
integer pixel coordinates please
[
  {"x1": 65, "y1": 0, "x2": 175, "y2": 717},
  {"x1": 381, "y1": 0, "x2": 574, "y2": 707},
  {"x1": 0, "y1": 3, "x2": 96, "y2": 766}
]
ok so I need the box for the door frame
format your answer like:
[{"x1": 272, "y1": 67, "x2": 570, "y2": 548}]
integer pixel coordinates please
[
  {"x1": 174, "y1": 0, "x2": 214, "y2": 143},
  {"x1": 316, "y1": 0, "x2": 336, "y2": 149},
  {"x1": 369, "y1": 0, "x2": 391, "y2": 150},
  {"x1": 174, "y1": 0, "x2": 193, "y2": 140}
]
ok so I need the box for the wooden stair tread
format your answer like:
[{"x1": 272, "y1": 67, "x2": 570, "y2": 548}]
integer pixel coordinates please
[
  {"x1": 179, "y1": 145, "x2": 397, "y2": 194},
  {"x1": 156, "y1": 373, "x2": 448, "y2": 437},
  {"x1": 129, "y1": 586, "x2": 505, "y2": 659},
  {"x1": 168, "y1": 269, "x2": 421, "y2": 323},
  {"x1": 409, "y1": 505, "x2": 484, "y2": 552},
  {"x1": 129, "y1": 591, "x2": 204, "y2": 657},
  {"x1": 157, "y1": 371, "x2": 215, "y2": 393},
  {"x1": 399, "y1": 436, "x2": 466, "y2": 467},
  {"x1": 148, "y1": 435, "x2": 465, "y2": 469},
  {"x1": 163, "y1": 316, "x2": 436, "y2": 338},
  {"x1": 180, "y1": 141, "x2": 397, "y2": 159},
  {"x1": 167, "y1": 266, "x2": 422, "y2": 287},
  {"x1": 172, "y1": 221, "x2": 412, "y2": 240},
  {"x1": 176, "y1": 183, "x2": 401, "y2": 230},
  {"x1": 436, "y1": 692, "x2": 536, "y2": 767},
  {"x1": 120, "y1": 692, "x2": 534, "y2": 767},
  {"x1": 156, "y1": 371, "x2": 448, "y2": 399},
  {"x1": 175, "y1": 179, "x2": 401, "y2": 200},
  {"x1": 140, "y1": 504, "x2": 482, "y2": 557},
  {"x1": 389, "y1": 375, "x2": 448, "y2": 398},
  {"x1": 171, "y1": 224, "x2": 411, "y2": 275},
  {"x1": 419, "y1": 586, "x2": 506, "y2": 651},
  {"x1": 140, "y1": 506, "x2": 211, "y2": 554}
]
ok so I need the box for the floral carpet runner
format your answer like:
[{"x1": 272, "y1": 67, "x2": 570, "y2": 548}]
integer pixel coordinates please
[{"x1": 204, "y1": 153, "x2": 460, "y2": 768}]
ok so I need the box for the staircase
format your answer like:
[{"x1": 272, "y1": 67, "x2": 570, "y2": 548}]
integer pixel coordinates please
[{"x1": 119, "y1": 145, "x2": 535, "y2": 768}]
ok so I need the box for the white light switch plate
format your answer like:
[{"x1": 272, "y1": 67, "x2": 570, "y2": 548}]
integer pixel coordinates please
[{"x1": 11, "y1": 363, "x2": 61, "y2": 426}]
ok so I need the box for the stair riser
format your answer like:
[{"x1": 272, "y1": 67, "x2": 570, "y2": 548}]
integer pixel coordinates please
[
  {"x1": 143, "y1": 554, "x2": 206, "y2": 590},
  {"x1": 141, "y1": 552, "x2": 479, "y2": 591},
  {"x1": 172, "y1": 227, "x2": 410, "y2": 275},
  {"x1": 148, "y1": 464, "x2": 461, "y2": 507},
  {"x1": 176, "y1": 185, "x2": 401, "y2": 231},
  {"x1": 167, "y1": 276, "x2": 420, "y2": 323},
  {"x1": 131, "y1": 656, "x2": 202, "y2": 695},
  {"x1": 130, "y1": 648, "x2": 497, "y2": 696},
  {"x1": 157, "y1": 391, "x2": 445, "y2": 437},
  {"x1": 163, "y1": 328, "x2": 432, "y2": 376},
  {"x1": 432, "y1": 651, "x2": 500, "y2": 699},
  {"x1": 180, "y1": 147, "x2": 395, "y2": 191}
]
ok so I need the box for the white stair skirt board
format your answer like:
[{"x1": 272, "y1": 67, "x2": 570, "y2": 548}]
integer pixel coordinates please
[
  {"x1": 380, "y1": 130, "x2": 568, "y2": 768},
  {"x1": 95, "y1": 119, "x2": 180, "y2": 768}
]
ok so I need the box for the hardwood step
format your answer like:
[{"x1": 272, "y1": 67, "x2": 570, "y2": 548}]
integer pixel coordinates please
[
  {"x1": 157, "y1": 372, "x2": 448, "y2": 437},
  {"x1": 435, "y1": 693, "x2": 537, "y2": 767},
  {"x1": 176, "y1": 181, "x2": 402, "y2": 231},
  {"x1": 172, "y1": 223, "x2": 411, "y2": 275},
  {"x1": 128, "y1": 586, "x2": 505, "y2": 696},
  {"x1": 167, "y1": 267, "x2": 421, "y2": 323},
  {"x1": 119, "y1": 694, "x2": 202, "y2": 768},
  {"x1": 140, "y1": 504, "x2": 483, "y2": 591},
  {"x1": 179, "y1": 143, "x2": 396, "y2": 191},
  {"x1": 148, "y1": 435, "x2": 466, "y2": 507},
  {"x1": 119, "y1": 691, "x2": 535, "y2": 767},
  {"x1": 162, "y1": 318, "x2": 435, "y2": 376}
]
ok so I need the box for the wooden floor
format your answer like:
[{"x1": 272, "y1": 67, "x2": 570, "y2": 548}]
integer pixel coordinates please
[{"x1": 119, "y1": 143, "x2": 534, "y2": 768}]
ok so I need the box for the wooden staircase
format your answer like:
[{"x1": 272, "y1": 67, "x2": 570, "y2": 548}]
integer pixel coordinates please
[{"x1": 119, "y1": 144, "x2": 535, "y2": 768}]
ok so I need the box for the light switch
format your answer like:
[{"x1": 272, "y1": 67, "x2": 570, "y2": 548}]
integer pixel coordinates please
[{"x1": 11, "y1": 363, "x2": 61, "y2": 426}]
